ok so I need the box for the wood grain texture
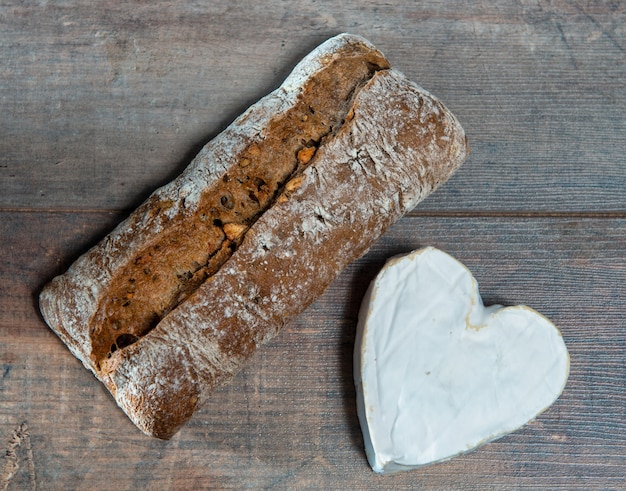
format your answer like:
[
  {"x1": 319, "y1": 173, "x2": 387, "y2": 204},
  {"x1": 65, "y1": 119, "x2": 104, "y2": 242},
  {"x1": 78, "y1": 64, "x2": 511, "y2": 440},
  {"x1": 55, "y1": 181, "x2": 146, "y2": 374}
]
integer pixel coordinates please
[{"x1": 1, "y1": 0, "x2": 625, "y2": 489}]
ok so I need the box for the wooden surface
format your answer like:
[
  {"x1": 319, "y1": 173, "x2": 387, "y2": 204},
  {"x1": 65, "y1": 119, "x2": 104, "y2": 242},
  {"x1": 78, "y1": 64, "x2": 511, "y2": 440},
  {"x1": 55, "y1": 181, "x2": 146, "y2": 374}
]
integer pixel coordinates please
[{"x1": 1, "y1": 1, "x2": 624, "y2": 489}]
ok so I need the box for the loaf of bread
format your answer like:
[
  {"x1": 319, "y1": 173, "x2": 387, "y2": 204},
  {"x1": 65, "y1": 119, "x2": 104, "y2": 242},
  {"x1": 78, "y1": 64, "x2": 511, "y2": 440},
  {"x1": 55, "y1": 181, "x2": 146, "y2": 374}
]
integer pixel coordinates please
[{"x1": 39, "y1": 33, "x2": 468, "y2": 438}]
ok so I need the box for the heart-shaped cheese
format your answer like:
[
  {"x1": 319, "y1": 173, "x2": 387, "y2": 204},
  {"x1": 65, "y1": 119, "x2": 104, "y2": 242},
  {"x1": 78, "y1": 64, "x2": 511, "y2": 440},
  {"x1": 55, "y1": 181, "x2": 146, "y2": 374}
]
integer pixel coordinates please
[{"x1": 354, "y1": 247, "x2": 569, "y2": 473}]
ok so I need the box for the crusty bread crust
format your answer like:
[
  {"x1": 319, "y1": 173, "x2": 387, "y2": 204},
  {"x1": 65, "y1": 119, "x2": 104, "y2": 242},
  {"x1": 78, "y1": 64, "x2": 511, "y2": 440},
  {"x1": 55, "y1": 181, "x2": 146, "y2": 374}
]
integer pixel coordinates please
[{"x1": 39, "y1": 34, "x2": 468, "y2": 438}]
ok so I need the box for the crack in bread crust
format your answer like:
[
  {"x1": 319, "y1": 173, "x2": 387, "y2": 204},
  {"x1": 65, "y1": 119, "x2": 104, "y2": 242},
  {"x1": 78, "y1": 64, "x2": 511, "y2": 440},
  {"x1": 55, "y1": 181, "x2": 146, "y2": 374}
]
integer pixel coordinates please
[{"x1": 89, "y1": 44, "x2": 390, "y2": 371}]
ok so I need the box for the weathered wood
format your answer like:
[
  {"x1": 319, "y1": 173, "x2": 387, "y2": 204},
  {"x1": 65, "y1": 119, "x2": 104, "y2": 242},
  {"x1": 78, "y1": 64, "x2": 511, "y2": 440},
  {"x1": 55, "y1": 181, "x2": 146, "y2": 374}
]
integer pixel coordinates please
[
  {"x1": 1, "y1": 211, "x2": 625, "y2": 489},
  {"x1": 1, "y1": 0, "x2": 625, "y2": 488}
]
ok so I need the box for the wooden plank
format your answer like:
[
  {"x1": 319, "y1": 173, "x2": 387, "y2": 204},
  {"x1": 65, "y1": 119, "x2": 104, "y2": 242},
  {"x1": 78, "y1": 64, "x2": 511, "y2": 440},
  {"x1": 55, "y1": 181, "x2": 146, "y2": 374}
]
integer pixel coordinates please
[
  {"x1": 1, "y1": 211, "x2": 624, "y2": 489},
  {"x1": 1, "y1": 1, "x2": 624, "y2": 213}
]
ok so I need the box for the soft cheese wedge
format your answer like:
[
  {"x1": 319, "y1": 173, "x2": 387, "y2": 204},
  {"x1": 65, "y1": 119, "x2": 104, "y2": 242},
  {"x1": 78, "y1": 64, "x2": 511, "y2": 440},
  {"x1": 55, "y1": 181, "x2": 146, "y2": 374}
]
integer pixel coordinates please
[{"x1": 354, "y1": 247, "x2": 569, "y2": 473}]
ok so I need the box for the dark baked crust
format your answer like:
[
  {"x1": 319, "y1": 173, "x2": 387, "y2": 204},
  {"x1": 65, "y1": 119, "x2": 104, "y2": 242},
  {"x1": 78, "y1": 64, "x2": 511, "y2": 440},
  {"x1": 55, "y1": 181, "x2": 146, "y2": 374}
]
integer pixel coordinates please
[{"x1": 39, "y1": 34, "x2": 468, "y2": 438}]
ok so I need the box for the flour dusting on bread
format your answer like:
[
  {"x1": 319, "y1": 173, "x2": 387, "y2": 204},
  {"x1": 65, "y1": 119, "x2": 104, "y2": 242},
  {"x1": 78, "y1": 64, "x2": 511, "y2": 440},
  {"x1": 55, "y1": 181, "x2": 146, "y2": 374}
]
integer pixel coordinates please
[{"x1": 39, "y1": 34, "x2": 468, "y2": 438}]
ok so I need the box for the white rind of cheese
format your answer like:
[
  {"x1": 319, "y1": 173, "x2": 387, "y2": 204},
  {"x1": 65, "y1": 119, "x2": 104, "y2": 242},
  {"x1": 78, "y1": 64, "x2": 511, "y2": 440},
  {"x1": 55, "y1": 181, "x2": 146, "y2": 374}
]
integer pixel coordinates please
[{"x1": 354, "y1": 247, "x2": 570, "y2": 473}]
